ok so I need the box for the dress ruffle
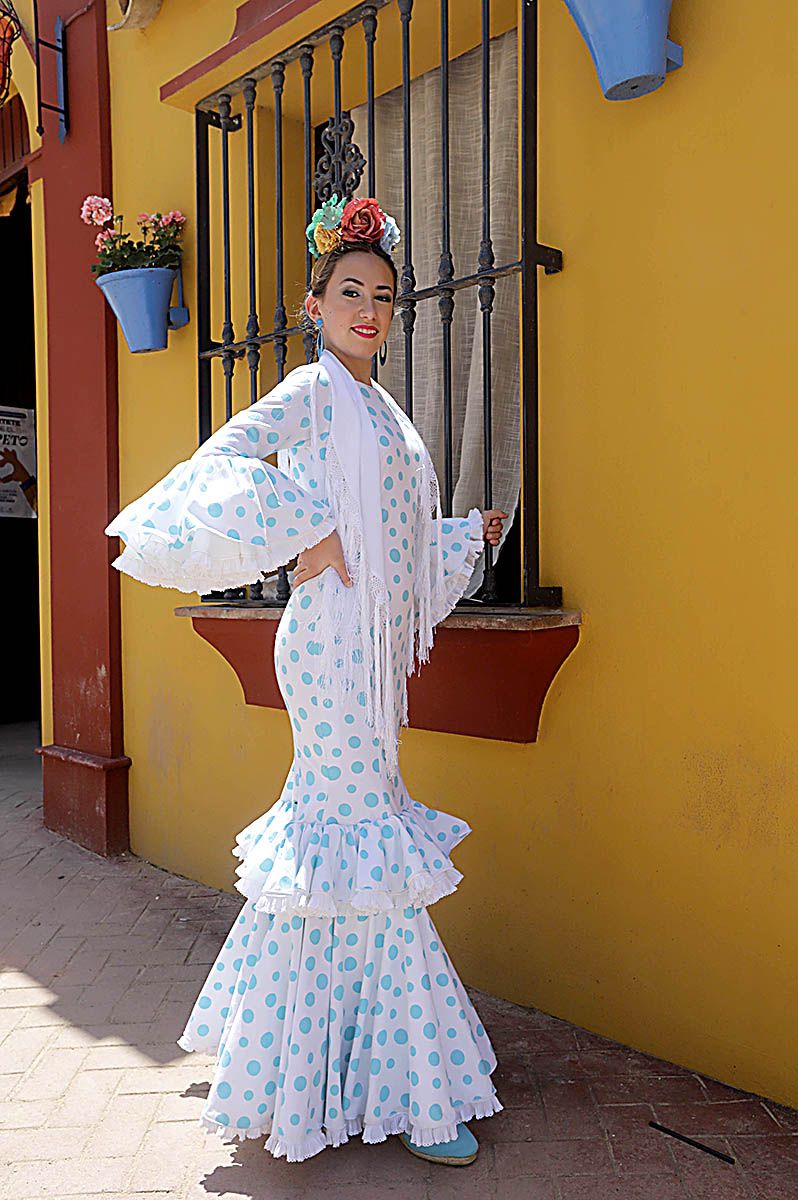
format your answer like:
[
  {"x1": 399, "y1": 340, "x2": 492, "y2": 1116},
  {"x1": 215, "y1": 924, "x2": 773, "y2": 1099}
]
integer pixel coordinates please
[
  {"x1": 105, "y1": 452, "x2": 337, "y2": 594},
  {"x1": 430, "y1": 507, "x2": 485, "y2": 626},
  {"x1": 193, "y1": 1093, "x2": 504, "y2": 1160},
  {"x1": 231, "y1": 794, "x2": 471, "y2": 917},
  {"x1": 176, "y1": 897, "x2": 502, "y2": 1163}
]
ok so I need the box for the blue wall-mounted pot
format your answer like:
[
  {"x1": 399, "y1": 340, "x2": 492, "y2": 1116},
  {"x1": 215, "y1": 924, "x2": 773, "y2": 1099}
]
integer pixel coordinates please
[
  {"x1": 563, "y1": 0, "x2": 683, "y2": 100},
  {"x1": 96, "y1": 266, "x2": 190, "y2": 353}
]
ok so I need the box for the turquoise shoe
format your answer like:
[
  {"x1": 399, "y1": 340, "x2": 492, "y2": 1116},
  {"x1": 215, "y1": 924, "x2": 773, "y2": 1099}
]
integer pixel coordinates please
[{"x1": 398, "y1": 1121, "x2": 478, "y2": 1165}]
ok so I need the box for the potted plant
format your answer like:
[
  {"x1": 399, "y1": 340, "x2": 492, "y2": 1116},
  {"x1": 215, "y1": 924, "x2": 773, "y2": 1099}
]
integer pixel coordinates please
[
  {"x1": 80, "y1": 195, "x2": 190, "y2": 353},
  {"x1": 562, "y1": 0, "x2": 683, "y2": 100}
]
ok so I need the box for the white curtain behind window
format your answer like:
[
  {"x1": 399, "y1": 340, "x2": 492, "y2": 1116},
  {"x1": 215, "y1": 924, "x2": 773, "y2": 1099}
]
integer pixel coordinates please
[{"x1": 351, "y1": 26, "x2": 519, "y2": 597}]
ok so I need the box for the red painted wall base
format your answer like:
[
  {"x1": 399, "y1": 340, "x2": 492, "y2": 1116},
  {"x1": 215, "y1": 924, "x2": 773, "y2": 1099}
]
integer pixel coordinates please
[{"x1": 36, "y1": 744, "x2": 132, "y2": 856}]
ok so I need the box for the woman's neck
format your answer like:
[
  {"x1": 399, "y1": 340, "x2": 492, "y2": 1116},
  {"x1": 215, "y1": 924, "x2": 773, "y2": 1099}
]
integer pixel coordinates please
[{"x1": 323, "y1": 345, "x2": 373, "y2": 387}]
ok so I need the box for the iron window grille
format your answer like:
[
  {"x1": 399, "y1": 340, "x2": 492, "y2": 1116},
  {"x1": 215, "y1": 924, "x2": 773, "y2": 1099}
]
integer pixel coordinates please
[{"x1": 194, "y1": 0, "x2": 562, "y2": 610}]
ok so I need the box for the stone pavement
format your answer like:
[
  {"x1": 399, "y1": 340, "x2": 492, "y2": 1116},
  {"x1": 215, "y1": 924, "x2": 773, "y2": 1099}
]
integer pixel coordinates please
[{"x1": 1, "y1": 721, "x2": 796, "y2": 1200}]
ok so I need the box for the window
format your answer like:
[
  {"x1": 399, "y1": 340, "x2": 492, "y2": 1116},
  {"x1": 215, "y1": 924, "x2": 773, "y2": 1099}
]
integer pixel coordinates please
[{"x1": 194, "y1": 0, "x2": 562, "y2": 609}]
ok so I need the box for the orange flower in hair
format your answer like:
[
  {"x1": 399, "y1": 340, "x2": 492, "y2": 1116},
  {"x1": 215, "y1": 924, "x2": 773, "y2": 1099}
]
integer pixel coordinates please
[{"x1": 314, "y1": 224, "x2": 343, "y2": 256}]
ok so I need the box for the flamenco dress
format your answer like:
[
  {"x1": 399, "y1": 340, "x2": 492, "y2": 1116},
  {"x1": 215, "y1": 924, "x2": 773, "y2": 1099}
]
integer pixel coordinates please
[{"x1": 104, "y1": 355, "x2": 503, "y2": 1161}]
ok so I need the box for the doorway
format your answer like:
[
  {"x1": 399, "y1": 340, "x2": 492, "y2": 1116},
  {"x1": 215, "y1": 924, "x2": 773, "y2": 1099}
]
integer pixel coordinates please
[{"x1": 0, "y1": 175, "x2": 41, "y2": 730}]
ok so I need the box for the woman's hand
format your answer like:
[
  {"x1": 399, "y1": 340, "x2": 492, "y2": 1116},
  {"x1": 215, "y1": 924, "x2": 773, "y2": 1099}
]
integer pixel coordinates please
[
  {"x1": 293, "y1": 529, "x2": 353, "y2": 588},
  {"x1": 482, "y1": 509, "x2": 509, "y2": 547}
]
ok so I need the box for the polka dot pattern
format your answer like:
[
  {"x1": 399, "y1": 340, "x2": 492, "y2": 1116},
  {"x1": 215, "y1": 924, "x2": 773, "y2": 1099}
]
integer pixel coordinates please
[
  {"x1": 104, "y1": 365, "x2": 338, "y2": 594},
  {"x1": 178, "y1": 898, "x2": 501, "y2": 1160},
  {"x1": 111, "y1": 360, "x2": 499, "y2": 1160}
]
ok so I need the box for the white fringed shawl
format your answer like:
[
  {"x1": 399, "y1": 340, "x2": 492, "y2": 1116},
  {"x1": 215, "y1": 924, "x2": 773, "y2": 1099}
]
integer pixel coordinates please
[{"x1": 279, "y1": 349, "x2": 446, "y2": 781}]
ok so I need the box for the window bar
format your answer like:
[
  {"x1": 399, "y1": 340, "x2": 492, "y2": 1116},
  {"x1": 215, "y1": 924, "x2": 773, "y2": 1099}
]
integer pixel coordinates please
[
  {"x1": 300, "y1": 45, "x2": 316, "y2": 364},
  {"x1": 516, "y1": 0, "x2": 535, "y2": 604},
  {"x1": 330, "y1": 26, "x2": 344, "y2": 133},
  {"x1": 438, "y1": 0, "x2": 454, "y2": 515},
  {"x1": 520, "y1": 0, "x2": 563, "y2": 607},
  {"x1": 217, "y1": 94, "x2": 246, "y2": 600},
  {"x1": 363, "y1": 9, "x2": 377, "y2": 195},
  {"x1": 313, "y1": 27, "x2": 365, "y2": 207},
  {"x1": 195, "y1": 109, "x2": 213, "y2": 446},
  {"x1": 520, "y1": 0, "x2": 537, "y2": 609},
  {"x1": 398, "y1": 0, "x2": 416, "y2": 421},
  {"x1": 218, "y1": 93, "x2": 236, "y2": 423},
  {"x1": 328, "y1": 27, "x2": 349, "y2": 203},
  {"x1": 243, "y1": 79, "x2": 260, "y2": 407},
  {"x1": 241, "y1": 79, "x2": 264, "y2": 601},
  {"x1": 271, "y1": 60, "x2": 288, "y2": 383},
  {"x1": 520, "y1": 0, "x2": 540, "y2": 606},
  {"x1": 363, "y1": 6, "x2": 378, "y2": 379},
  {"x1": 478, "y1": 0, "x2": 498, "y2": 602},
  {"x1": 271, "y1": 60, "x2": 290, "y2": 605}
]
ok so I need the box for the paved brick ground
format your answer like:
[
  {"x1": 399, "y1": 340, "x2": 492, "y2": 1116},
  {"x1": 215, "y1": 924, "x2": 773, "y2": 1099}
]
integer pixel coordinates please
[{"x1": 1, "y1": 720, "x2": 796, "y2": 1199}]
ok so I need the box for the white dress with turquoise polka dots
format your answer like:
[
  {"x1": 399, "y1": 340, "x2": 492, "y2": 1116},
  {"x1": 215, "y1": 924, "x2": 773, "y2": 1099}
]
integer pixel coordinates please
[{"x1": 105, "y1": 359, "x2": 503, "y2": 1161}]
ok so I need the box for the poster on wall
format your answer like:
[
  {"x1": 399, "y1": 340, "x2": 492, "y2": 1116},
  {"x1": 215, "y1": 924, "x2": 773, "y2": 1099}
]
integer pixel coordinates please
[{"x1": 0, "y1": 407, "x2": 37, "y2": 519}]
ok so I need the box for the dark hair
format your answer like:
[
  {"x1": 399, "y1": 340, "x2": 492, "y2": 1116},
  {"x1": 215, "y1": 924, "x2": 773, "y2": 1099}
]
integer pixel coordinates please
[{"x1": 299, "y1": 240, "x2": 398, "y2": 342}]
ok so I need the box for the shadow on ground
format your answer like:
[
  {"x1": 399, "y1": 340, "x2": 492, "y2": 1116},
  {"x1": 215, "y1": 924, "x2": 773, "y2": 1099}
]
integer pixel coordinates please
[{"x1": 0, "y1": 720, "x2": 795, "y2": 1199}]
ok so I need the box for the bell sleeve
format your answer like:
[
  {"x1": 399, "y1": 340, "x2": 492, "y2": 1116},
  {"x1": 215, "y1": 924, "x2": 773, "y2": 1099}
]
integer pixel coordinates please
[
  {"x1": 428, "y1": 507, "x2": 485, "y2": 626},
  {"x1": 104, "y1": 369, "x2": 337, "y2": 594}
]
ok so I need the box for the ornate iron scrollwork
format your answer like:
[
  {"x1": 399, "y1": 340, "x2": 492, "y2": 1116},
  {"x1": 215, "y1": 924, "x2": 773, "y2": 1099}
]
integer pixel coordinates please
[{"x1": 313, "y1": 113, "x2": 366, "y2": 203}]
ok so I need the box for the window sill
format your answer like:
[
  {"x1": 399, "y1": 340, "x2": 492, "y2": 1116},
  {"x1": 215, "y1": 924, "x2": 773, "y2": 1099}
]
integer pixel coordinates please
[{"x1": 174, "y1": 604, "x2": 582, "y2": 743}]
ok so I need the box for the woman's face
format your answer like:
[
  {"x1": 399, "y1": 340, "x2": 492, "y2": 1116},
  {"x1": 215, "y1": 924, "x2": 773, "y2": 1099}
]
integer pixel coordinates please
[{"x1": 305, "y1": 250, "x2": 395, "y2": 372}]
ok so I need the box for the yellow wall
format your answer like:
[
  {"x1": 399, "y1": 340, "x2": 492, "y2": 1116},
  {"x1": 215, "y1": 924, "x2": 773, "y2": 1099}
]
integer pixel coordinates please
[{"x1": 105, "y1": 0, "x2": 798, "y2": 1108}]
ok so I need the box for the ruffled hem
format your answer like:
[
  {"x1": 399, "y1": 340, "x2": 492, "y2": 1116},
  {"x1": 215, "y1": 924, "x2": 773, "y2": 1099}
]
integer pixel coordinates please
[
  {"x1": 430, "y1": 507, "x2": 484, "y2": 627},
  {"x1": 246, "y1": 866, "x2": 463, "y2": 917},
  {"x1": 230, "y1": 801, "x2": 471, "y2": 917},
  {"x1": 105, "y1": 453, "x2": 337, "y2": 594},
  {"x1": 194, "y1": 1093, "x2": 504, "y2": 1162},
  {"x1": 108, "y1": 514, "x2": 336, "y2": 594}
]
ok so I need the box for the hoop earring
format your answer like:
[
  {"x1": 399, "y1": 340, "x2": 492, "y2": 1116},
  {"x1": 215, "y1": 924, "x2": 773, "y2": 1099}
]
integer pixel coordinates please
[
  {"x1": 315, "y1": 318, "x2": 325, "y2": 357},
  {"x1": 378, "y1": 339, "x2": 388, "y2": 367}
]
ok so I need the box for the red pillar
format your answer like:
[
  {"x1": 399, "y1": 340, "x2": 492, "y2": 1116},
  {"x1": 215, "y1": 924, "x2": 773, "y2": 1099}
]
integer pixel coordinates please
[{"x1": 31, "y1": 2, "x2": 130, "y2": 855}]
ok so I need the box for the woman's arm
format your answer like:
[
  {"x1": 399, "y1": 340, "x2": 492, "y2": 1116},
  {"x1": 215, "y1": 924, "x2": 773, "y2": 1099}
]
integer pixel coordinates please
[
  {"x1": 191, "y1": 368, "x2": 315, "y2": 462},
  {"x1": 105, "y1": 366, "x2": 338, "y2": 593}
]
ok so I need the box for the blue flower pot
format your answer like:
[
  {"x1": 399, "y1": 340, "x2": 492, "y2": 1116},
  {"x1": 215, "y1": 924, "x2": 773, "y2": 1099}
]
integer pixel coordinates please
[
  {"x1": 563, "y1": 0, "x2": 683, "y2": 100},
  {"x1": 96, "y1": 266, "x2": 189, "y2": 353}
]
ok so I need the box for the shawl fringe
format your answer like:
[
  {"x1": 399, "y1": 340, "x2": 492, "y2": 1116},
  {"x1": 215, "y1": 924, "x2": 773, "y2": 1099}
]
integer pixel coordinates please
[{"x1": 287, "y1": 359, "x2": 453, "y2": 781}]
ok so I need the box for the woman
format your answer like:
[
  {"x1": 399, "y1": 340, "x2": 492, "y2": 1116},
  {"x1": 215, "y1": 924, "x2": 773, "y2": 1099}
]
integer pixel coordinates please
[{"x1": 105, "y1": 196, "x2": 508, "y2": 1165}]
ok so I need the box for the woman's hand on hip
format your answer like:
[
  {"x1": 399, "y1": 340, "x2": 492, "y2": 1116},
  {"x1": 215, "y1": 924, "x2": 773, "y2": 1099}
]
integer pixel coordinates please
[
  {"x1": 482, "y1": 509, "x2": 509, "y2": 546},
  {"x1": 293, "y1": 529, "x2": 353, "y2": 588}
]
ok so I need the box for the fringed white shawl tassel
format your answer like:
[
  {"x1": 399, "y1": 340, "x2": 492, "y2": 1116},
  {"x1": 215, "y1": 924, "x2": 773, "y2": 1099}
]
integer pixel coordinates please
[
  {"x1": 311, "y1": 370, "x2": 400, "y2": 779},
  {"x1": 303, "y1": 357, "x2": 448, "y2": 783}
]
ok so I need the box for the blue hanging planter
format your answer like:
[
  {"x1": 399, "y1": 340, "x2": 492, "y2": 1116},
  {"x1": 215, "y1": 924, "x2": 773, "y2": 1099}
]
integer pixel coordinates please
[
  {"x1": 563, "y1": 0, "x2": 683, "y2": 100},
  {"x1": 96, "y1": 266, "x2": 190, "y2": 353}
]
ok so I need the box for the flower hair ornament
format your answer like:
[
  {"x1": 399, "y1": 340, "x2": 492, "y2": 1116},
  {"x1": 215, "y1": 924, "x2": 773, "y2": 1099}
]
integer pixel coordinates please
[{"x1": 306, "y1": 195, "x2": 400, "y2": 260}]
